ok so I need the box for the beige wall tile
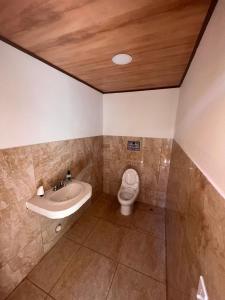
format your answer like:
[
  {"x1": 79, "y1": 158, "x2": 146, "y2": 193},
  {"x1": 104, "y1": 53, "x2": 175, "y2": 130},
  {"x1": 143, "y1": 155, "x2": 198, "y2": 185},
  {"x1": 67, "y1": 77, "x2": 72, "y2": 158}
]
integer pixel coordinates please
[
  {"x1": 0, "y1": 203, "x2": 41, "y2": 267},
  {"x1": 0, "y1": 146, "x2": 41, "y2": 267},
  {"x1": 103, "y1": 136, "x2": 172, "y2": 208},
  {"x1": 0, "y1": 146, "x2": 36, "y2": 204},
  {"x1": 166, "y1": 142, "x2": 225, "y2": 300},
  {"x1": 32, "y1": 140, "x2": 72, "y2": 189},
  {"x1": 40, "y1": 211, "x2": 77, "y2": 253},
  {"x1": 160, "y1": 139, "x2": 173, "y2": 166},
  {"x1": 0, "y1": 235, "x2": 43, "y2": 299},
  {"x1": 71, "y1": 137, "x2": 103, "y2": 196},
  {"x1": 142, "y1": 138, "x2": 162, "y2": 167}
]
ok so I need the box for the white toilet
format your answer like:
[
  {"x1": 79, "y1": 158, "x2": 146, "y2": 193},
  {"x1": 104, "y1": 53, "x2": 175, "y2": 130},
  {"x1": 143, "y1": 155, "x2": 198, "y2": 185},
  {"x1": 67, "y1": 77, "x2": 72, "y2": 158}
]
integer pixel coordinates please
[{"x1": 117, "y1": 168, "x2": 140, "y2": 216}]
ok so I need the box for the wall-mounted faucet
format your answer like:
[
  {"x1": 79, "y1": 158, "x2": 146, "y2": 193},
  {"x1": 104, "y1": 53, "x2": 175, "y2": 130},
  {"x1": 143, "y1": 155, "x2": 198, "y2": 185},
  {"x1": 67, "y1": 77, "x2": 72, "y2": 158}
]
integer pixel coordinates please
[
  {"x1": 52, "y1": 170, "x2": 72, "y2": 191},
  {"x1": 53, "y1": 181, "x2": 65, "y2": 191}
]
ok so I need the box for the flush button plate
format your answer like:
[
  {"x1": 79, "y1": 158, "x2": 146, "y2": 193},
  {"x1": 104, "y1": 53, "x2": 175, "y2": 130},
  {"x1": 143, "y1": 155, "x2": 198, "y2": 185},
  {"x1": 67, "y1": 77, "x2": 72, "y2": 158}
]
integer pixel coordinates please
[{"x1": 127, "y1": 141, "x2": 141, "y2": 151}]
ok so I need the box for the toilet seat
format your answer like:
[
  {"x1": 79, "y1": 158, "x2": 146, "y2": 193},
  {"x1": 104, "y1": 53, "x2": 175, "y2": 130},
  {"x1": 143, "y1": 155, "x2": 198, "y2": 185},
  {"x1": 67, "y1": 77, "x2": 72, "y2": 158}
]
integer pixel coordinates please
[{"x1": 122, "y1": 169, "x2": 139, "y2": 189}]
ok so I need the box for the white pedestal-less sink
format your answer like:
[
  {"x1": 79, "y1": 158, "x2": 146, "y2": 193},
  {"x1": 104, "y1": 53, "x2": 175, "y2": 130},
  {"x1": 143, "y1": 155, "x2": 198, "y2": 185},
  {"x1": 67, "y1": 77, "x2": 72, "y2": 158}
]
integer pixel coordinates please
[{"x1": 26, "y1": 180, "x2": 92, "y2": 219}]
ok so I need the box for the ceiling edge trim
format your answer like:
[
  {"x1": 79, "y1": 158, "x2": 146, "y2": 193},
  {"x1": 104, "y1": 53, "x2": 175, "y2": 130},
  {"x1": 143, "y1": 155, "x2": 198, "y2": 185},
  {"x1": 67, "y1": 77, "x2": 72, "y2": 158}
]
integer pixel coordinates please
[
  {"x1": 179, "y1": 0, "x2": 218, "y2": 86},
  {"x1": 0, "y1": 35, "x2": 103, "y2": 94},
  {"x1": 102, "y1": 85, "x2": 180, "y2": 94}
]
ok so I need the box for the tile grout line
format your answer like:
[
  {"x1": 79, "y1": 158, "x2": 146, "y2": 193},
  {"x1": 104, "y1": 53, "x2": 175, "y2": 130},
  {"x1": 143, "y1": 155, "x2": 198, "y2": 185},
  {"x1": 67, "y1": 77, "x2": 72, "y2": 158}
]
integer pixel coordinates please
[
  {"x1": 105, "y1": 263, "x2": 119, "y2": 299},
  {"x1": 64, "y1": 214, "x2": 101, "y2": 246},
  {"x1": 64, "y1": 237, "x2": 166, "y2": 287},
  {"x1": 69, "y1": 241, "x2": 117, "y2": 264},
  {"x1": 64, "y1": 201, "x2": 166, "y2": 285},
  {"x1": 119, "y1": 262, "x2": 166, "y2": 286},
  {"x1": 27, "y1": 242, "x2": 81, "y2": 298},
  {"x1": 64, "y1": 234, "x2": 83, "y2": 245},
  {"x1": 5, "y1": 278, "x2": 28, "y2": 300},
  {"x1": 87, "y1": 208, "x2": 166, "y2": 241},
  {"x1": 46, "y1": 243, "x2": 118, "y2": 299},
  {"x1": 19, "y1": 196, "x2": 166, "y2": 300},
  {"x1": 47, "y1": 244, "x2": 83, "y2": 297},
  {"x1": 81, "y1": 217, "x2": 102, "y2": 243},
  {"x1": 26, "y1": 277, "x2": 55, "y2": 298}
]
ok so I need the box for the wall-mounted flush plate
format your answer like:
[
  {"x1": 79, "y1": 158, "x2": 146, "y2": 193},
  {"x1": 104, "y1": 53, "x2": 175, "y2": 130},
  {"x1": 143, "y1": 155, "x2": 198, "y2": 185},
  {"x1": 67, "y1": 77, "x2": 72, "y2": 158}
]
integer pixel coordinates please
[
  {"x1": 127, "y1": 141, "x2": 140, "y2": 151},
  {"x1": 197, "y1": 276, "x2": 208, "y2": 300}
]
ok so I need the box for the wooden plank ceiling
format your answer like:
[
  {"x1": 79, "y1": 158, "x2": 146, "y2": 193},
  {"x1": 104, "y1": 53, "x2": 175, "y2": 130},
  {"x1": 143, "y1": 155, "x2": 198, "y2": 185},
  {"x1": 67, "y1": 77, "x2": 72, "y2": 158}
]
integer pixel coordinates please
[{"x1": 0, "y1": 0, "x2": 214, "y2": 93}]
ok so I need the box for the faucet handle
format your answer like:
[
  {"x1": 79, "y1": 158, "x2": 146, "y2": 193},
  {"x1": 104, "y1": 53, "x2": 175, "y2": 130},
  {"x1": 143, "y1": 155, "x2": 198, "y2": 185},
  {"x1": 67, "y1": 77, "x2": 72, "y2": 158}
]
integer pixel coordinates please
[
  {"x1": 66, "y1": 170, "x2": 72, "y2": 181},
  {"x1": 60, "y1": 181, "x2": 64, "y2": 187}
]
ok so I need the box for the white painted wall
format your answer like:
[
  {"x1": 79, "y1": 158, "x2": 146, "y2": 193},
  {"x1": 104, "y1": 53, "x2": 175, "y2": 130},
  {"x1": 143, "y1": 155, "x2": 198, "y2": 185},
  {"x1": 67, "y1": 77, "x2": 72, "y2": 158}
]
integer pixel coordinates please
[
  {"x1": 103, "y1": 89, "x2": 179, "y2": 138},
  {"x1": 175, "y1": 0, "x2": 225, "y2": 198},
  {"x1": 0, "y1": 41, "x2": 102, "y2": 149}
]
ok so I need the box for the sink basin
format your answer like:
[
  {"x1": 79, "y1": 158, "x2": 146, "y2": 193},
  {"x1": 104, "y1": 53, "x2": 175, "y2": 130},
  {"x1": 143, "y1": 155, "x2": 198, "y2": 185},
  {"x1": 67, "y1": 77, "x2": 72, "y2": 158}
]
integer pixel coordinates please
[
  {"x1": 50, "y1": 182, "x2": 83, "y2": 203},
  {"x1": 26, "y1": 180, "x2": 92, "y2": 219}
]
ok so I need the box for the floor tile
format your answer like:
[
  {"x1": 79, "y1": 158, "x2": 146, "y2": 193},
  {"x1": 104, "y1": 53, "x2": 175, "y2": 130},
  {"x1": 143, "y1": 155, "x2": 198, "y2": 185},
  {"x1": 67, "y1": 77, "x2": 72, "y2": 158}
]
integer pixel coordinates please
[
  {"x1": 84, "y1": 220, "x2": 126, "y2": 260},
  {"x1": 107, "y1": 264, "x2": 166, "y2": 300},
  {"x1": 119, "y1": 229, "x2": 166, "y2": 282},
  {"x1": 133, "y1": 209, "x2": 165, "y2": 240},
  {"x1": 28, "y1": 237, "x2": 80, "y2": 292},
  {"x1": 65, "y1": 215, "x2": 98, "y2": 244},
  {"x1": 105, "y1": 200, "x2": 134, "y2": 228},
  {"x1": 85, "y1": 196, "x2": 113, "y2": 218},
  {"x1": 167, "y1": 286, "x2": 190, "y2": 300},
  {"x1": 90, "y1": 195, "x2": 165, "y2": 231},
  {"x1": 50, "y1": 247, "x2": 116, "y2": 300},
  {"x1": 7, "y1": 279, "x2": 47, "y2": 300},
  {"x1": 135, "y1": 201, "x2": 165, "y2": 215},
  {"x1": 15, "y1": 194, "x2": 167, "y2": 300}
]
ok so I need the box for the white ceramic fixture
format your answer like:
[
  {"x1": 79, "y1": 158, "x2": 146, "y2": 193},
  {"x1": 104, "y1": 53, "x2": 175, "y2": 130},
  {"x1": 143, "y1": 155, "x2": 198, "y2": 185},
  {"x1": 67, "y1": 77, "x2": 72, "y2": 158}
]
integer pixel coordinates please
[
  {"x1": 26, "y1": 180, "x2": 92, "y2": 219},
  {"x1": 117, "y1": 168, "x2": 139, "y2": 215},
  {"x1": 112, "y1": 53, "x2": 132, "y2": 65},
  {"x1": 197, "y1": 276, "x2": 208, "y2": 300}
]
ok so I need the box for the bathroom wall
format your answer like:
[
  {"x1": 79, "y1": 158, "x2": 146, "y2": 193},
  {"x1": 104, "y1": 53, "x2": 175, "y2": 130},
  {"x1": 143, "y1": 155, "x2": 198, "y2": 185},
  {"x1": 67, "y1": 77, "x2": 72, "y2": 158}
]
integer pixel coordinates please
[
  {"x1": 0, "y1": 41, "x2": 103, "y2": 299},
  {"x1": 103, "y1": 89, "x2": 179, "y2": 138},
  {"x1": 166, "y1": 142, "x2": 225, "y2": 300},
  {"x1": 103, "y1": 89, "x2": 179, "y2": 207},
  {"x1": 167, "y1": 1, "x2": 225, "y2": 299},
  {"x1": 174, "y1": 0, "x2": 225, "y2": 198},
  {"x1": 0, "y1": 41, "x2": 102, "y2": 149},
  {"x1": 0, "y1": 137, "x2": 103, "y2": 299},
  {"x1": 103, "y1": 136, "x2": 172, "y2": 207}
]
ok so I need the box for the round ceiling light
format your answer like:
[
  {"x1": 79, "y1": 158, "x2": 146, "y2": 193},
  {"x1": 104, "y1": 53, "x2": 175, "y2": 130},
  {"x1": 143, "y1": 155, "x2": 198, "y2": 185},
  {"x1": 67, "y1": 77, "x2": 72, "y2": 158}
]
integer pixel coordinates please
[{"x1": 112, "y1": 53, "x2": 132, "y2": 65}]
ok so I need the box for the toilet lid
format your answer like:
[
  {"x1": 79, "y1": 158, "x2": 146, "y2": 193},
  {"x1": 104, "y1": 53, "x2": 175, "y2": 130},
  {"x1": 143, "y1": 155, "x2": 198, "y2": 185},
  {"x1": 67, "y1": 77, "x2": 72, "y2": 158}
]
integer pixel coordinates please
[{"x1": 122, "y1": 168, "x2": 139, "y2": 187}]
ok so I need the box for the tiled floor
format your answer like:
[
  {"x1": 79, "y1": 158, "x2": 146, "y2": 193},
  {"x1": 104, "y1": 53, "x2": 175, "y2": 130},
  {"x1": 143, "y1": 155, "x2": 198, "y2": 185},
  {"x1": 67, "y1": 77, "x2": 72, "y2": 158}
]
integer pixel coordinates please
[{"x1": 7, "y1": 194, "x2": 166, "y2": 300}]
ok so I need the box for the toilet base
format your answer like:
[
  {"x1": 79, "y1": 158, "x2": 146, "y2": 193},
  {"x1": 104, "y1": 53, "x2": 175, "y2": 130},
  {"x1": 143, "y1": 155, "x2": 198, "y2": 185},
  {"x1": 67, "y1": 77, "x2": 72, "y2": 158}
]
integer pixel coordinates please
[{"x1": 120, "y1": 204, "x2": 133, "y2": 216}]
